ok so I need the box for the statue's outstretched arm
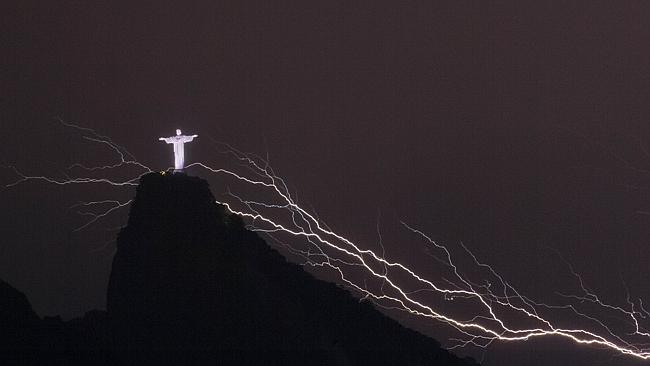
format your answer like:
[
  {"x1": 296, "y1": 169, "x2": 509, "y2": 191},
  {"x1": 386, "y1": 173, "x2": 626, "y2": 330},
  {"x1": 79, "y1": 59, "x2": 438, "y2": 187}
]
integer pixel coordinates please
[{"x1": 159, "y1": 137, "x2": 171, "y2": 143}]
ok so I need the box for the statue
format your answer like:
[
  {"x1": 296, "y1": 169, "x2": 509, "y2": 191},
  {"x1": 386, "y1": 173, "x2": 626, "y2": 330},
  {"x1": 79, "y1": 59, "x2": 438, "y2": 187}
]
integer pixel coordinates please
[{"x1": 159, "y1": 129, "x2": 198, "y2": 172}]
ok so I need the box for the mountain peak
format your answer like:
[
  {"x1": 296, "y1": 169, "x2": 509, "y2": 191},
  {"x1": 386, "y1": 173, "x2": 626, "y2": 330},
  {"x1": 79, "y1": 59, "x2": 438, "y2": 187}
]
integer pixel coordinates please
[{"x1": 108, "y1": 172, "x2": 478, "y2": 364}]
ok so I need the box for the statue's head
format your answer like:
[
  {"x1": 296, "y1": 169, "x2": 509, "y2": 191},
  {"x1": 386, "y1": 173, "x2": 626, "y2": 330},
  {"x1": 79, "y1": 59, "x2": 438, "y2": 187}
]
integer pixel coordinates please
[{"x1": 176, "y1": 129, "x2": 182, "y2": 136}]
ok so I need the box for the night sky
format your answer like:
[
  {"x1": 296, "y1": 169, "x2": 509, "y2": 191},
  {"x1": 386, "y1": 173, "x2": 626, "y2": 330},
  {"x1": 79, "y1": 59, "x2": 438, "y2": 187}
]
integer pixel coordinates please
[{"x1": 3, "y1": 2, "x2": 650, "y2": 365}]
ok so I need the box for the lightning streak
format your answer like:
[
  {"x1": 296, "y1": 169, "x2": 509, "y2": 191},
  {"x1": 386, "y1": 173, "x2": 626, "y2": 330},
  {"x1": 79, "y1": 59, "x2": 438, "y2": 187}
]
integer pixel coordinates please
[
  {"x1": 70, "y1": 199, "x2": 133, "y2": 232},
  {"x1": 4, "y1": 119, "x2": 152, "y2": 230},
  {"x1": 4, "y1": 122, "x2": 650, "y2": 361},
  {"x1": 202, "y1": 145, "x2": 650, "y2": 360}
]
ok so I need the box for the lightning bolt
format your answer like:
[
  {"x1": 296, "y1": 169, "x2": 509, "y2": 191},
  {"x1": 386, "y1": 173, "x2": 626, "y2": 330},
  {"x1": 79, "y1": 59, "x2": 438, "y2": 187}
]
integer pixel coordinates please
[
  {"x1": 211, "y1": 149, "x2": 650, "y2": 359},
  {"x1": 3, "y1": 119, "x2": 152, "y2": 230},
  {"x1": 4, "y1": 121, "x2": 650, "y2": 361}
]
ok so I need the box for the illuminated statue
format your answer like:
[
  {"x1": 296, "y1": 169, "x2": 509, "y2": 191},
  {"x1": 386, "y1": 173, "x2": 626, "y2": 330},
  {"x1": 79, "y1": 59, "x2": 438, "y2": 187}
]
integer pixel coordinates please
[{"x1": 159, "y1": 129, "x2": 198, "y2": 172}]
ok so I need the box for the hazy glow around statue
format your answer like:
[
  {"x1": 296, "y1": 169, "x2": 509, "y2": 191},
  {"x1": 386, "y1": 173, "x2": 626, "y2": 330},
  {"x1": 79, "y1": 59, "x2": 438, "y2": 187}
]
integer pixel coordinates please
[{"x1": 159, "y1": 129, "x2": 198, "y2": 172}]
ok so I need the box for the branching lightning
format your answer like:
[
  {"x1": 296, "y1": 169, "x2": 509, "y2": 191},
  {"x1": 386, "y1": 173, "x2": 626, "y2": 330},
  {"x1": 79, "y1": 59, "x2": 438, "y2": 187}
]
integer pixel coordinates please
[{"x1": 4, "y1": 121, "x2": 650, "y2": 361}]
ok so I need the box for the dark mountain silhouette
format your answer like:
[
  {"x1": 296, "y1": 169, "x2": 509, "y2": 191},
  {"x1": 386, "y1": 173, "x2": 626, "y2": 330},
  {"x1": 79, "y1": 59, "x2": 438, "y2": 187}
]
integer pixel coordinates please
[
  {"x1": 1, "y1": 172, "x2": 479, "y2": 365},
  {"x1": 0, "y1": 279, "x2": 40, "y2": 351}
]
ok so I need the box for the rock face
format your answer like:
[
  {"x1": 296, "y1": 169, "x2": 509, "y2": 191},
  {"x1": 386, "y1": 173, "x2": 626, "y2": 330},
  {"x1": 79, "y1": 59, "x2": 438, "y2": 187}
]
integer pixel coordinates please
[
  {"x1": 0, "y1": 280, "x2": 40, "y2": 351},
  {"x1": 2, "y1": 172, "x2": 479, "y2": 365},
  {"x1": 107, "y1": 172, "x2": 233, "y2": 351}
]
